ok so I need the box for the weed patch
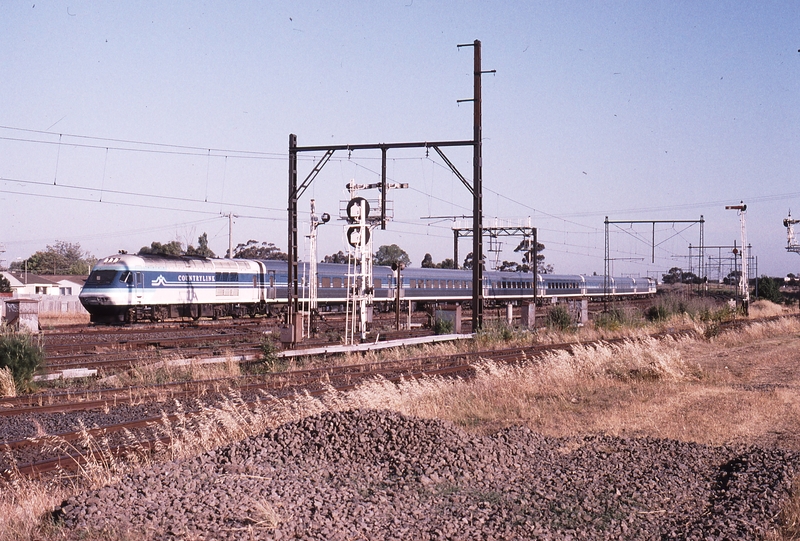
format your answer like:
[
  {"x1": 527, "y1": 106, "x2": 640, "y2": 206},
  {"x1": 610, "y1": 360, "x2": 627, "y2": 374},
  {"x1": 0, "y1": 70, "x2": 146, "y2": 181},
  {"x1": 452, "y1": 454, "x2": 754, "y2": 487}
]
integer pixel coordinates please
[{"x1": 0, "y1": 329, "x2": 44, "y2": 393}]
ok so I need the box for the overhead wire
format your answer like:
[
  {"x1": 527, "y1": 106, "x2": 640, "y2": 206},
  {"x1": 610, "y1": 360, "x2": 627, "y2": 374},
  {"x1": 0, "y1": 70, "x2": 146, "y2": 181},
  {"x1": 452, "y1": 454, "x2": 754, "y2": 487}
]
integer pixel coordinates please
[
  {"x1": 0, "y1": 175, "x2": 285, "y2": 213},
  {"x1": 6, "y1": 124, "x2": 782, "y2": 270},
  {"x1": 0, "y1": 125, "x2": 284, "y2": 158}
]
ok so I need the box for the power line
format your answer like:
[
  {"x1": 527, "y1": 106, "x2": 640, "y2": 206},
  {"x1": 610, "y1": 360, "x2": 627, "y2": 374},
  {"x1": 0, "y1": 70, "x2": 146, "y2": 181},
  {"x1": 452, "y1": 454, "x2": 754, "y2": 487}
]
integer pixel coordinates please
[
  {"x1": 0, "y1": 175, "x2": 285, "y2": 213},
  {"x1": 0, "y1": 186, "x2": 285, "y2": 221},
  {"x1": 0, "y1": 125, "x2": 284, "y2": 158}
]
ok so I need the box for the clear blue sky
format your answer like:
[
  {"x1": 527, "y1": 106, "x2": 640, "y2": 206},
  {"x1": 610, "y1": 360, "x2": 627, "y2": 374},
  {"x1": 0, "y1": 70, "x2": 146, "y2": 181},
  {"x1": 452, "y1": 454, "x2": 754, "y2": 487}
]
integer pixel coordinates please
[{"x1": 2, "y1": 1, "x2": 799, "y2": 279}]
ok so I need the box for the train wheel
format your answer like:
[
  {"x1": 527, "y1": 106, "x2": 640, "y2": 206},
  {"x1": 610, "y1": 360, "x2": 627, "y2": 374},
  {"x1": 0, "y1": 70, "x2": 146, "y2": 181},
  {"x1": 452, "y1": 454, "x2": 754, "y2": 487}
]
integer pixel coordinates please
[{"x1": 152, "y1": 306, "x2": 168, "y2": 322}]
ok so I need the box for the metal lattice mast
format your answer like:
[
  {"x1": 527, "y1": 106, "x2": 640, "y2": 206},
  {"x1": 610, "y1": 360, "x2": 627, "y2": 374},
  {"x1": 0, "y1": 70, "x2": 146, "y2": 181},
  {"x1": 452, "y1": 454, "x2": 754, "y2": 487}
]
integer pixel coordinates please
[
  {"x1": 785, "y1": 212, "x2": 800, "y2": 255},
  {"x1": 344, "y1": 185, "x2": 373, "y2": 344},
  {"x1": 726, "y1": 202, "x2": 750, "y2": 312},
  {"x1": 604, "y1": 217, "x2": 609, "y2": 311},
  {"x1": 305, "y1": 199, "x2": 328, "y2": 337}
]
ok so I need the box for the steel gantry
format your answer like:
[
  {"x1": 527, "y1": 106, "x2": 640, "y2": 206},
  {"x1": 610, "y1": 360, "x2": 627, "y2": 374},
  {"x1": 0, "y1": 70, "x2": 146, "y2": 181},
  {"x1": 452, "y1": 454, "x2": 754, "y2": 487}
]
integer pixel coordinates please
[
  {"x1": 286, "y1": 40, "x2": 494, "y2": 344},
  {"x1": 604, "y1": 216, "x2": 705, "y2": 310},
  {"x1": 451, "y1": 222, "x2": 538, "y2": 303}
]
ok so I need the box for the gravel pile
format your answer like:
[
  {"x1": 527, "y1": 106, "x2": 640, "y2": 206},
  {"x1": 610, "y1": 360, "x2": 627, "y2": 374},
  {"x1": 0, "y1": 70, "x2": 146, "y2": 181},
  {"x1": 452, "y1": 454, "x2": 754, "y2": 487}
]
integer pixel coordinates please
[{"x1": 55, "y1": 409, "x2": 798, "y2": 540}]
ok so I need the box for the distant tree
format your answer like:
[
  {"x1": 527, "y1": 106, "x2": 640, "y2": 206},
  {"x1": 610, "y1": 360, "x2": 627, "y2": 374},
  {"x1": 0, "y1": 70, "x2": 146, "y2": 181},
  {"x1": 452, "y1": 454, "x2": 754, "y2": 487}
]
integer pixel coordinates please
[
  {"x1": 422, "y1": 253, "x2": 456, "y2": 269},
  {"x1": 462, "y1": 239, "x2": 551, "y2": 274},
  {"x1": 723, "y1": 270, "x2": 742, "y2": 286},
  {"x1": 12, "y1": 241, "x2": 96, "y2": 275},
  {"x1": 662, "y1": 267, "x2": 683, "y2": 284},
  {"x1": 373, "y1": 244, "x2": 411, "y2": 267},
  {"x1": 138, "y1": 240, "x2": 184, "y2": 256},
  {"x1": 497, "y1": 260, "x2": 520, "y2": 272},
  {"x1": 757, "y1": 275, "x2": 782, "y2": 303},
  {"x1": 437, "y1": 258, "x2": 456, "y2": 269},
  {"x1": 185, "y1": 233, "x2": 215, "y2": 258},
  {"x1": 233, "y1": 240, "x2": 287, "y2": 260},
  {"x1": 0, "y1": 275, "x2": 10, "y2": 293},
  {"x1": 681, "y1": 271, "x2": 701, "y2": 284},
  {"x1": 322, "y1": 250, "x2": 349, "y2": 264},
  {"x1": 513, "y1": 238, "x2": 550, "y2": 274}
]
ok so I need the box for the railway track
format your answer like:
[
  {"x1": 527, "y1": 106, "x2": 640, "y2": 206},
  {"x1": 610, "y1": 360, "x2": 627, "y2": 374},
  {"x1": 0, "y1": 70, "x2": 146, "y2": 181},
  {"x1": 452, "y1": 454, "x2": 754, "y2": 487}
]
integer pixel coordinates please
[
  {"x1": 39, "y1": 314, "x2": 437, "y2": 376},
  {"x1": 8, "y1": 308, "x2": 770, "y2": 478},
  {"x1": 2, "y1": 329, "x2": 701, "y2": 478}
]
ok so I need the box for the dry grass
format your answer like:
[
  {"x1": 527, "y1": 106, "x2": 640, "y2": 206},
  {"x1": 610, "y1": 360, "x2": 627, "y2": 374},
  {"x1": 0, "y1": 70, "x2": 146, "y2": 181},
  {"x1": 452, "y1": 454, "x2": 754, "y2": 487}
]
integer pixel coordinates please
[
  {"x1": 38, "y1": 313, "x2": 91, "y2": 328},
  {"x1": 0, "y1": 476, "x2": 71, "y2": 541},
  {"x1": 99, "y1": 352, "x2": 243, "y2": 388},
  {"x1": 749, "y1": 299, "x2": 789, "y2": 318},
  {"x1": 0, "y1": 366, "x2": 15, "y2": 397},
  {"x1": 5, "y1": 312, "x2": 800, "y2": 540}
]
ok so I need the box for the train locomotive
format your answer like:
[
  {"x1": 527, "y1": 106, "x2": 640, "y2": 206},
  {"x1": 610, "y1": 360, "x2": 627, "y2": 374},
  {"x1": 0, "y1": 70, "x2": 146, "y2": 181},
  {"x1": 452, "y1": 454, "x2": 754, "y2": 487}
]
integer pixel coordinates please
[{"x1": 79, "y1": 253, "x2": 656, "y2": 324}]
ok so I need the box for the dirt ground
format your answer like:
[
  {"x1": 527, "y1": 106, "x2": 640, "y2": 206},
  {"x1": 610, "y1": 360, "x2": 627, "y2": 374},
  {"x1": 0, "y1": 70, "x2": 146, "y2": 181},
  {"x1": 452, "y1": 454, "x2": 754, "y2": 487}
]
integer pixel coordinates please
[{"x1": 534, "y1": 317, "x2": 800, "y2": 452}]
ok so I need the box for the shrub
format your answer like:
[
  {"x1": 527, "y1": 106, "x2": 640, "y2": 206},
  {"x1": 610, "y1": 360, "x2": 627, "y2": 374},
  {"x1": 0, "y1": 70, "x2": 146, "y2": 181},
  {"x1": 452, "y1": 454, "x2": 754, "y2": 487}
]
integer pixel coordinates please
[
  {"x1": 645, "y1": 305, "x2": 669, "y2": 322},
  {"x1": 433, "y1": 317, "x2": 454, "y2": 335},
  {"x1": 547, "y1": 306, "x2": 572, "y2": 331},
  {"x1": 258, "y1": 335, "x2": 288, "y2": 373},
  {"x1": 475, "y1": 320, "x2": 519, "y2": 344},
  {"x1": 0, "y1": 330, "x2": 44, "y2": 392},
  {"x1": 594, "y1": 309, "x2": 622, "y2": 330},
  {"x1": 757, "y1": 276, "x2": 782, "y2": 304}
]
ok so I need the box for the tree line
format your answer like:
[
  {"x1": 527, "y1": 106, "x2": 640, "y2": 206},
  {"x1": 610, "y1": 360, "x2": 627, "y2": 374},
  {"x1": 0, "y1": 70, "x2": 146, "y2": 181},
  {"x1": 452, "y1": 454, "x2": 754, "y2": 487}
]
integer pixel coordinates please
[{"x1": 7, "y1": 235, "x2": 552, "y2": 277}]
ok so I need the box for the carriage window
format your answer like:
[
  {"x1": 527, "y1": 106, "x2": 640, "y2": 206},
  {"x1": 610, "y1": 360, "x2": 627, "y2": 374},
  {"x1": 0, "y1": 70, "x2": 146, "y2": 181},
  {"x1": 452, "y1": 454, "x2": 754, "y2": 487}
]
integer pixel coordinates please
[
  {"x1": 321, "y1": 277, "x2": 331, "y2": 288},
  {"x1": 119, "y1": 271, "x2": 133, "y2": 284},
  {"x1": 87, "y1": 269, "x2": 118, "y2": 286},
  {"x1": 373, "y1": 278, "x2": 382, "y2": 289},
  {"x1": 333, "y1": 277, "x2": 342, "y2": 288}
]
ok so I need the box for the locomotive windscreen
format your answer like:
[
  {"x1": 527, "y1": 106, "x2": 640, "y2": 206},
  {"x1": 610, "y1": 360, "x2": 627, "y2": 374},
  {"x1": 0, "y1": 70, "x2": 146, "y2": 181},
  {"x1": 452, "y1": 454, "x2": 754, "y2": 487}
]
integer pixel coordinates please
[{"x1": 86, "y1": 270, "x2": 118, "y2": 286}]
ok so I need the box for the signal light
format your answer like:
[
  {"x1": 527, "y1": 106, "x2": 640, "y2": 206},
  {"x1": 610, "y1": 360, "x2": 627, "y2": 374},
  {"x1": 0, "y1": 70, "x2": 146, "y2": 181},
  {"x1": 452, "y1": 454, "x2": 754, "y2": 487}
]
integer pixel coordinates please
[
  {"x1": 347, "y1": 225, "x2": 371, "y2": 247},
  {"x1": 346, "y1": 197, "x2": 370, "y2": 224}
]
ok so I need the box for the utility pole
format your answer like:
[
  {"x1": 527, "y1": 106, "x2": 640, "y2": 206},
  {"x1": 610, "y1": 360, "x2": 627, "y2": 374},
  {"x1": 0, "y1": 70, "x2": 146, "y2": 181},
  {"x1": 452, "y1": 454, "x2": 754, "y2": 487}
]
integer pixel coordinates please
[
  {"x1": 458, "y1": 39, "x2": 494, "y2": 331},
  {"x1": 222, "y1": 213, "x2": 237, "y2": 258}
]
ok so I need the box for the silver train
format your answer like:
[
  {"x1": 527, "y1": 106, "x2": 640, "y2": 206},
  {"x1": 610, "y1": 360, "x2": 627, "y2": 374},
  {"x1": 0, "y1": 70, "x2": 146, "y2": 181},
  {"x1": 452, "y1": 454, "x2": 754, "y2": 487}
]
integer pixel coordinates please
[{"x1": 79, "y1": 253, "x2": 656, "y2": 324}]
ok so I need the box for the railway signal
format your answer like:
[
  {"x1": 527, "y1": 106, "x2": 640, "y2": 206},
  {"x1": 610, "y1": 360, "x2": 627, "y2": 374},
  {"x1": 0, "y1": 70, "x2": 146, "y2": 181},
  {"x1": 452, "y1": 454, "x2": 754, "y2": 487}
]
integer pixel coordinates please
[
  {"x1": 305, "y1": 199, "x2": 330, "y2": 338},
  {"x1": 784, "y1": 211, "x2": 800, "y2": 255},
  {"x1": 725, "y1": 202, "x2": 749, "y2": 314}
]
